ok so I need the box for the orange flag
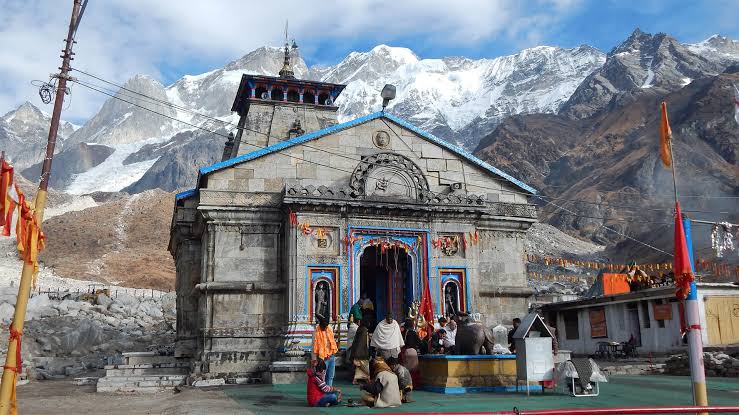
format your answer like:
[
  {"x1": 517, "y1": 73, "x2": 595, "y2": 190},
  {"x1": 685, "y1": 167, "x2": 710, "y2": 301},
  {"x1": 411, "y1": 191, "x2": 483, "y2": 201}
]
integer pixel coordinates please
[
  {"x1": 659, "y1": 101, "x2": 672, "y2": 167},
  {"x1": 0, "y1": 158, "x2": 14, "y2": 230}
]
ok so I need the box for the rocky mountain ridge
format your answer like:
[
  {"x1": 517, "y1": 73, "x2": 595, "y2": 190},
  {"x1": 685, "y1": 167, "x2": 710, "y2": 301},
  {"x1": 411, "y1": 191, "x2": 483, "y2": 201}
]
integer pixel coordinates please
[
  {"x1": 0, "y1": 102, "x2": 76, "y2": 168},
  {"x1": 0, "y1": 30, "x2": 736, "y2": 260},
  {"x1": 474, "y1": 67, "x2": 739, "y2": 256},
  {"x1": 5, "y1": 41, "x2": 609, "y2": 193},
  {"x1": 563, "y1": 29, "x2": 738, "y2": 118}
]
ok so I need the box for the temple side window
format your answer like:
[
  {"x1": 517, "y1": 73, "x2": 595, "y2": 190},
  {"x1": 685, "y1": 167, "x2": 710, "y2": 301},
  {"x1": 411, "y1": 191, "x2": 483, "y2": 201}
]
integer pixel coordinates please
[
  {"x1": 318, "y1": 92, "x2": 331, "y2": 105},
  {"x1": 255, "y1": 86, "x2": 268, "y2": 99},
  {"x1": 286, "y1": 88, "x2": 300, "y2": 103},
  {"x1": 303, "y1": 90, "x2": 315, "y2": 104},
  {"x1": 271, "y1": 87, "x2": 285, "y2": 101}
]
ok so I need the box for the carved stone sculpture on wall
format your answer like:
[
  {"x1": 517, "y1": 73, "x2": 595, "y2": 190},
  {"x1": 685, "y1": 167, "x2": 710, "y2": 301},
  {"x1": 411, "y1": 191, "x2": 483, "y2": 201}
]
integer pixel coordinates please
[
  {"x1": 314, "y1": 281, "x2": 330, "y2": 321},
  {"x1": 373, "y1": 130, "x2": 390, "y2": 149},
  {"x1": 444, "y1": 284, "x2": 459, "y2": 316},
  {"x1": 349, "y1": 152, "x2": 431, "y2": 202}
]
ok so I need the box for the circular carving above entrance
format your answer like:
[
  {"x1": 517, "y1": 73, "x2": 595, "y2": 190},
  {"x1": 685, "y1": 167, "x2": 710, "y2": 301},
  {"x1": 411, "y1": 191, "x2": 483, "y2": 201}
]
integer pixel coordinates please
[
  {"x1": 373, "y1": 131, "x2": 390, "y2": 149},
  {"x1": 349, "y1": 152, "x2": 431, "y2": 202}
]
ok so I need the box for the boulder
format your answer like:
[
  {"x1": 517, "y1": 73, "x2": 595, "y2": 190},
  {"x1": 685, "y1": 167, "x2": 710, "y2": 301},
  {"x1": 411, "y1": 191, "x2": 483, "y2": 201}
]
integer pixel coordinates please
[
  {"x1": 0, "y1": 302, "x2": 15, "y2": 323},
  {"x1": 96, "y1": 294, "x2": 113, "y2": 309},
  {"x1": 137, "y1": 301, "x2": 163, "y2": 319},
  {"x1": 113, "y1": 293, "x2": 140, "y2": 308},
  {"x1": 26, "y1": 294, "x2": 58, "y2": 319},
  {"x1": 61, "y1": 320, "x2": 102, "y2": 353}
]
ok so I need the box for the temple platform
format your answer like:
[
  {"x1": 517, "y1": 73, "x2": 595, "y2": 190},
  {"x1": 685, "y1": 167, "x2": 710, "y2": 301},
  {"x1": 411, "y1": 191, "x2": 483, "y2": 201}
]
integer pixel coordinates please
[
  {"x1": 217, "y1": 375, "x2": 739, "y2": 414},
  {"x1": 419, "y1": 354, "x2": 542, "y2": 394}
]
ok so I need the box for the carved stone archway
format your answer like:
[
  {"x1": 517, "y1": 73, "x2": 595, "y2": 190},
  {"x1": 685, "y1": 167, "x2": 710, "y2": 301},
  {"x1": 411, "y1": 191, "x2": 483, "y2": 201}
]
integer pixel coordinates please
[{"x1": 349, "y1": 152, "x2": 431, "y2": 202}]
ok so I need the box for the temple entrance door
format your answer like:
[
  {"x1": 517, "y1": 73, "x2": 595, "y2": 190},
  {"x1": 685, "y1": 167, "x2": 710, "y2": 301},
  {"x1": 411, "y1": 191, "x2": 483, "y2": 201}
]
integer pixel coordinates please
[{"x1": 359, "y1": 244, "x2": 412, "y2": 331}]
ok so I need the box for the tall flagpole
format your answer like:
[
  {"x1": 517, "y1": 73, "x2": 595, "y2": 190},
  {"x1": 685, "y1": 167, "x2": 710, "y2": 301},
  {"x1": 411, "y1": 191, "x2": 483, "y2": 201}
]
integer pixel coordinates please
[
  {"x1": 0, "y1": 1, "x2": 83, "y2": 414},
  {"x1": 683, "y1": 217, "x2": 707, "y2": 413},
  {"x1": 663, "y1": 102, "x2": 707, "y2": 413}
]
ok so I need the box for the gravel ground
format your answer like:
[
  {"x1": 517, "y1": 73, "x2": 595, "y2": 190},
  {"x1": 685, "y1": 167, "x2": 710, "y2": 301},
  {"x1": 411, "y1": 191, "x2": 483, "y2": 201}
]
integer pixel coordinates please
[{"x1": 16, "y1": 376, "x2": 247, "y2": 415}]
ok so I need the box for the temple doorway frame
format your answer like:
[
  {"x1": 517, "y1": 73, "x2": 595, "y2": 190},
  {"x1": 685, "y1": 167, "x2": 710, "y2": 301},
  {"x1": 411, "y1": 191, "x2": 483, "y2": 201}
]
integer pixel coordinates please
[
  {"x1": 358, "y1": 244, "x2": 413, "y2": 323},
  {"x1": 348, "y1": 226, "x2": 431, "y2": 318}
]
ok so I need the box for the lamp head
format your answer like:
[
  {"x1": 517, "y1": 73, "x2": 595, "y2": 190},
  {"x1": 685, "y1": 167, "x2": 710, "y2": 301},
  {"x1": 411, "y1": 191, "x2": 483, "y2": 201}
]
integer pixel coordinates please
[{"x1": 380, "y1": 84, "x2": 396, "y2": 111}]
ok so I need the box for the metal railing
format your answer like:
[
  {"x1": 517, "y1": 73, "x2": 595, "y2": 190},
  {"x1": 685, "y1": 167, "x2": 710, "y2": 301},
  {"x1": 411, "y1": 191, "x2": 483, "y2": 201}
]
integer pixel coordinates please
[{"x1": 27, "y1": 284, "x2": 172, "y2": 300}]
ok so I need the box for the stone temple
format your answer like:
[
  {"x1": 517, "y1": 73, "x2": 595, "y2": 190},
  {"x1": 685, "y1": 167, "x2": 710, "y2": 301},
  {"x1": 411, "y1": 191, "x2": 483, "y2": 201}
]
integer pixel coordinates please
[{"x1": 169, "y1": 44, "x2": 538, "y2": 377}]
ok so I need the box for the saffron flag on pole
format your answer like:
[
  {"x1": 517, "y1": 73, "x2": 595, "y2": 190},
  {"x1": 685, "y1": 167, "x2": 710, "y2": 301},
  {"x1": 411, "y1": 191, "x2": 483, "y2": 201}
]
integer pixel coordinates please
[
  {"x1": 673, "y1": 202, "x2": 694, "y2": 301},
  {"x1": 660, "y1": 101, "x2": 673, "y2": 167},
  {"x1": 0, "y1": 158, "x2": 14, "y2": 232},
  {"x1": 418, "y1": 272, "x2": 435, "y2": 338}
]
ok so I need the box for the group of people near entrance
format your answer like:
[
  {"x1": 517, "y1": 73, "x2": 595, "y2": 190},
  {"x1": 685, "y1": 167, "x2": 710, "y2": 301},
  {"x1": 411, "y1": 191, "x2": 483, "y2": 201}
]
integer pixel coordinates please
[
  {"x1": 307, "y1": 294, "x2": 466, "y2": 408},
  {"x1": 309, "y1": 312, "x2": 412, "y2": 408},
  {"x1": 307, "y1": 296, "x2": 560, "y2": 408}
]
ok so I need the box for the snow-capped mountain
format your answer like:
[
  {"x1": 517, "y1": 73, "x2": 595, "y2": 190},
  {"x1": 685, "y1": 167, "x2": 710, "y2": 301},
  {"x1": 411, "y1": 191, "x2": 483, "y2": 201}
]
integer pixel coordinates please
[
  {"x1": 167, "y1": 46, "x2": 309, "y2": 124},
  {"x1": 4, "y1": 30, "x2": 738, "y2": 195},
  {"x1": 313, "y1": 44, "x2": 605, "y2": 147},
  {"x1": 68, "y1": 75, "x2": 176, "y2": 146},
  {"x1": 33, "y1": 42, "x2": 606, "y2": 193},
  {"x1": 562, "y1": 29, "x2": 739, "y2": 118},
  {"x1": 0, "y1": 102, "x2": 76, "y2": 168}
]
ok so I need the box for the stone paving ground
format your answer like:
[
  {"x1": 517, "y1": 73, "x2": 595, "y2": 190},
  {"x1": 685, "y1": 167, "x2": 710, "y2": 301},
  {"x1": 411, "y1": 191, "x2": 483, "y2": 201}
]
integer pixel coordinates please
[{"x1": 15, "y1": 375, "x2": 739, "y2": 415}]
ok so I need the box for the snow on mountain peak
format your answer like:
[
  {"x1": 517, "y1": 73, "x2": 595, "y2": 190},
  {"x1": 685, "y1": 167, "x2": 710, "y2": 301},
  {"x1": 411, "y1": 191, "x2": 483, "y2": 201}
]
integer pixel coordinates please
[
  {"x1": 369, "y1": 44, "x2": 419, "y2": 63},
  {"x1": 333, "y1": 43, "x2": 605, "y2": 137},
  {"x1": 688, "y1": 34, "x2": 739, "y2": 61}
]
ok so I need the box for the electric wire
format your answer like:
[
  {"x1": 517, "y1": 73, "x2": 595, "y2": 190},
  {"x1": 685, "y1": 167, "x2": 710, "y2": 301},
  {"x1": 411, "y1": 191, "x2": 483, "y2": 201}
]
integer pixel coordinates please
[
  {"x1": 68, "y1": 74, "x2": 733, "y2": 256},
  {"x1": 69, "y1": 77, "x2": 722, "y2": 235},
  {"x1": 70, "y1": 68, "x2": 739, "y2": 206},
  {"x1": 71, "y1": 71, "x2": 736, "y2": 221},
  {"x1": 70, "y1": 78, "x2": 679, "y2": 227}
]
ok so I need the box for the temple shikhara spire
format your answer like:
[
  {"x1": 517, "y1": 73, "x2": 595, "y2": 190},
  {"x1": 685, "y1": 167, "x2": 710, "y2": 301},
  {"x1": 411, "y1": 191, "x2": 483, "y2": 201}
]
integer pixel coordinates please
[{"x1": 279, "y1": 20, "x2": 296, "y2": 79}]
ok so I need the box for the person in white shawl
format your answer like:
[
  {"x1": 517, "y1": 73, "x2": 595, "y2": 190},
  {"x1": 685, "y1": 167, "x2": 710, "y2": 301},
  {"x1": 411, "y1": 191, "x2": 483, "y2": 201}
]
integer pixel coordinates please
[{"x1": 371, "y1": 314, "x2": 404, "y2": 359}]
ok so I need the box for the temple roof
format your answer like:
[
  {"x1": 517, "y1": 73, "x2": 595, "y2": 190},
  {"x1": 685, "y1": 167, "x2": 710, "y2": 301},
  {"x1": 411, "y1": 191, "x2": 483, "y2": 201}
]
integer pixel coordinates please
[
  {"x1": 230, "y1": 74, "x2": 346, "y2": 113},
  {"x1": 177, "y1": 112, "x2": 537, "y2": 201}
]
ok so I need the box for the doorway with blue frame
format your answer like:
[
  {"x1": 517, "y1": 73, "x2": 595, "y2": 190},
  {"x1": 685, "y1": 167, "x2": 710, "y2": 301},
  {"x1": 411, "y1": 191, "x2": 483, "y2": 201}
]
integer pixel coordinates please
[{"x1": 359, "y1": 244, "x2": 413, "y2": 332}]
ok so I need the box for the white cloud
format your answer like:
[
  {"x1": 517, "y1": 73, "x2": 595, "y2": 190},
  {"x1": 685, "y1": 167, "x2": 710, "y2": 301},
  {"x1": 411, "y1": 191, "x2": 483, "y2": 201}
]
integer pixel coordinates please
[{"x1": 0, "y1": 0, "x2": 580, "y2": 122}]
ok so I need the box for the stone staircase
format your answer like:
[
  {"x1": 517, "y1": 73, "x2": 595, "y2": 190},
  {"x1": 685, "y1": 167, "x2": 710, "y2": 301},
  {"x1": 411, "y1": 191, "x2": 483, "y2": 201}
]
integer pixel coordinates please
[{"x1": 96, "y1": 352, "x2": 190, "y2": 393}]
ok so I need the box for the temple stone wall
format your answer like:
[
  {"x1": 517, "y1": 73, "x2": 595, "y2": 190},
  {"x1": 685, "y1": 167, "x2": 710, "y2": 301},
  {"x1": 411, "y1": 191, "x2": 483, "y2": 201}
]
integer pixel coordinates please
[
  {"x1": 209, "y1": 118, "x2": 528, "y2": 204},
  {"x1": 173, "y1": 238, "x2": 202, "y2": 357},
  {"x1": 235, "y1": 102, "x2": 338, "y2": 153},
  {"x1": 172, "y1": 114, "x2": 536, "y2": 377},
  {"x1": 475, "y1": 229, "x2": 531, "y2": 326},
  {"x1": 186, "y1": 210, "x2": 287, "y2": 375}
]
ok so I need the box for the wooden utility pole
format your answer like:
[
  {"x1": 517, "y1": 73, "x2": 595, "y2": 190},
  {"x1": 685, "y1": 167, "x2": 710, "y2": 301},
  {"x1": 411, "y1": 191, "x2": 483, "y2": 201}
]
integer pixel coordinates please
[{"x1": 0, "y1": 1, "x2": 84, "y2": 413}]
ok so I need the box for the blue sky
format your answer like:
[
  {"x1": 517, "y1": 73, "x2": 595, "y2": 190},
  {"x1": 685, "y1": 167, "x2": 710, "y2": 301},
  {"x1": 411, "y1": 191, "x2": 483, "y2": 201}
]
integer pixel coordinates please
[
  {"x1": 295, "y1": 0, "x2": 739, "y2": 68},
  {"x1": 2, "y1": 0, "x2": 738, "y2": 122}
]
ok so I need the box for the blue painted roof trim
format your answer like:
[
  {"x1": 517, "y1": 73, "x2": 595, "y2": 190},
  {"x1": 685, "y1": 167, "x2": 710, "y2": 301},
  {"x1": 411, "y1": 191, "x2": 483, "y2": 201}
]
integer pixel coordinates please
[
  {"x1": 198, "y1": 112, "x2": 381, "y2": 176},
  {"x1": 175, "y1": 188, "x2": 198, "y2": 201},
  {"x1": 198, "y1": 111, "x2": 537, "y2": 195},
  {"x1": 382, "y1": 113, "x2": 537, "y2": 195}
]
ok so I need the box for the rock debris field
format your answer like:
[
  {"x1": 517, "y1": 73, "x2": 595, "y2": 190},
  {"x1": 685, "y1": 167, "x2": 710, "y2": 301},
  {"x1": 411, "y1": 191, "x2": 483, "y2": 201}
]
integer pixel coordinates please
[{"x1": 0, "y1": 238, "x2": 174, "y2": 381}]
